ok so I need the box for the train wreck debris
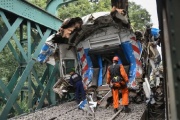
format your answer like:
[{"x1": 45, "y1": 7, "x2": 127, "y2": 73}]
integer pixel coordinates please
[
  {"x1": 9, "y1": 0, "x2": 165, "y2": 119},
  {"x1": 49, "y1": 6, "x2": 164, "y2": 119}
]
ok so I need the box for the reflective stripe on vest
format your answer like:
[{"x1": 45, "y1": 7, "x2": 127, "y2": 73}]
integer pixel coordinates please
[{"x1": 72, "y1": 73, "x2": 82, "y2": 83}]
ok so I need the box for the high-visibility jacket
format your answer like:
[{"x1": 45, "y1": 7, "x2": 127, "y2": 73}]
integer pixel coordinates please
[
  {"x1": 106, "y1": 63, "x2": 129, "y2": 109},
  {"x1": 107, "y1": 64, "x2": 129, "y2": 85}
]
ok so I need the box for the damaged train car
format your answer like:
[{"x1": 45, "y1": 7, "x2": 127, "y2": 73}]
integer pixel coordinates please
[
  {"x1": 71, "y1": 12, "x2": 143, "y2": 89},
  {"x1": 56, "y1": 12, "x2": 161, "y2": 100},
  {"x1": 51, "y1": 1, "x2": 164, "y2": 119}
]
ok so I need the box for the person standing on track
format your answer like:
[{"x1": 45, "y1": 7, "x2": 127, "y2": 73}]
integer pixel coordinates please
[{"x1": 107, "y1": 56, "x2": 131, "y2": 113}]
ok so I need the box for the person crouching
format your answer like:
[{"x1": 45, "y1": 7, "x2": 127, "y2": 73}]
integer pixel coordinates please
[{"x1": 69, "y1": 68, "x2": 86, "y2": 104}]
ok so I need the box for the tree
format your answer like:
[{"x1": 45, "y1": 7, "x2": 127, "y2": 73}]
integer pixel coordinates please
[
  {"x1": 58, "y1": 0, "x2": 111, "y2": 19},
  {"x1": 128, "y1": 2, "x2": 151, "y2": 31},
  {"x1": 58, "y1": 0, "x2": 150, "y2": 31},
  {"x1": 0, "y1": 22, "x2": 19, "y2": 85},
  {"x1": 27, "y1": 0, "x2": 150, "y2": 30},
  {"x1": 27, "y1": 0, "x2": 47, "y2": 9},
  {"x1": 58, "y1": 0, "x2": 97, "y2": 19}
]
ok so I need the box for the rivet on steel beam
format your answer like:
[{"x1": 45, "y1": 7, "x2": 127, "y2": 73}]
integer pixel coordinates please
[
  {"x1": 177, "y1": 75, "x2": 180, "y2": 81},
  {"x1": 171, "y1": 30, "x2": 175, "y2": 36},
  {"x1": 173, "y1": 65, "x2": 177, "y2": 70},
  {"x1": 177, "y1": 62, "x2": 180, "y2": 68},
  {"x1": 170, "y1": 12, "x2": 173, "y2": 18},
  {"x1": 174, "y1": 83, "x2": 178, "y2": 88},
  {"x1": 172, "y1": 47, "x2": 176, "y2": 52},
  {"x1": 176, "y1": 101, "x2": 179, "y2": 106}
]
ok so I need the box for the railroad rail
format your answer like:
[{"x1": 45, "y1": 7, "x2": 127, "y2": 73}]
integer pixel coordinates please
[{"x1": 10, "y1": 101, "x2": 146, "y2": 120}]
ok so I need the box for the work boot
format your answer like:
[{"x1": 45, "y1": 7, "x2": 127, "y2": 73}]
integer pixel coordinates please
[
  {"x1": 114, "y1": 108, "x2": 118, "y2": 113},
  {"x1": 123, "y1": 105, "x2": 131, "y2": 113}
]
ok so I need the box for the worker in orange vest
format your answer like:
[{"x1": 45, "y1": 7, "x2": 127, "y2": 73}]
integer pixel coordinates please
[{"x1": 107, "y1": 56, "x2": 131, "y2": 113}]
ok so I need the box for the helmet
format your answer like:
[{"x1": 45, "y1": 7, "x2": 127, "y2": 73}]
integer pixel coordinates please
[{"x1": 113, "y1": 56, "x2": 119, "y2": 61}]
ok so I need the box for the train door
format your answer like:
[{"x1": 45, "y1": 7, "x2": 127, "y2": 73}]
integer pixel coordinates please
[
  {"x1": 88, "y1": 45, "x2": 130, "y2": 86},
  {"x1": 58, "y1": 44, "x2": 78, "y2": 78}
]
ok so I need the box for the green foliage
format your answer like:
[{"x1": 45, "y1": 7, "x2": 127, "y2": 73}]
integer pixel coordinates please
[
  {"x1": 18, "y1": 98, "x2": 29, "y2": 113},
  {"x1": 27, "y1": 0, "x2": 47, "y2": 9},
  {"x1": 58, "y1": 0, "x2": 150, "y2": 30},
  {"x1": 58, "y1": 0, "x2": 97, "y2": 19},
  {"x1": 27, "y1": 0, "x2": 150, "y2": 30},
  {"x1": 93, "y1": 0, "x2": 111, "y2": 12},
  {"x1": 0, "y1": 42, "x2": 19, "y2": 85},
  {"x1": 128, "y1": 2, "x2": 151, "y2": 31},
  {"x1": 58, "y1": 0, "x2": 111, "y2": 20}
]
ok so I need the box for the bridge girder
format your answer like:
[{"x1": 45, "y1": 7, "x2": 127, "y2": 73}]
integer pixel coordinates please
[
  {"x1": 46, "y1": 0, "x2": 77, "y2": 16},
  {"x1": 0, "y1": 0, "x2": 62, "y2": 31},
  {"x1": 0, "y1": 0, "x2": 75, "y2": 119}
]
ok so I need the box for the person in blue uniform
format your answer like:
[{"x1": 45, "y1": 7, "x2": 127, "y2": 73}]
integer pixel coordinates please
[{"x1": 69, "y1": 68, "x2": 86, "y2": 104}]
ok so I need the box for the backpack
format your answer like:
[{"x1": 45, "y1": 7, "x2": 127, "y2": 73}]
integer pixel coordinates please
[{"x1": 110, "y1": 64, "x2": 123, "y2": 83}]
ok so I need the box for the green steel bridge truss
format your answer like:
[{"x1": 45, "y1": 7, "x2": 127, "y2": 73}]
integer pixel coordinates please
[{"x1": 0, "y1": 0, "x2": 75, "y2": 119}]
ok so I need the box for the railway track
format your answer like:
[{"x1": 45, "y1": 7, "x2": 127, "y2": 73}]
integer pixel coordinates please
[{"x1": 9, "y1": 101, "x2": 146, "y2": 120}]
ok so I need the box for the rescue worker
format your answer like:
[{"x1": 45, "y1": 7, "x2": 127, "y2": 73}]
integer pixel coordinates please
[
  {"x1": 69, "y1": 68, "x2": 86, "y2": 104},
  {"x1": 107, "y1": 56, "x2": 131, "y2": 113}
]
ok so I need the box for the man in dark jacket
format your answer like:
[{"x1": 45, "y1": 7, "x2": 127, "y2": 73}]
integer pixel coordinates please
[{"x1": 69, "y1": 68, "x2": 86, "y2": 104}]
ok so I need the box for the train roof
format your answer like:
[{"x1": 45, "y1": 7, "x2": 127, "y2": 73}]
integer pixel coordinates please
[{"x1": 81, "y1": 12, "x2": 111, "y2": 25}]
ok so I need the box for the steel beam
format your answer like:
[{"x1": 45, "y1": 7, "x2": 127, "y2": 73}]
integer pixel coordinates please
[
  {"x1": 156, "y1": 0, "x2": 180, "y2": 119},
  {"x1": 0, "y1": 0, "x2": 62, "y2": 30},
  {"x1": 34, "y1": 68, "x2": 49, "y2": 97},
  {"x1": 46, "y1": 0, "x2": 76, "y2": 16},
  {"x1": 0, "y1": 29, "x2": 51, "y2": 120},
  {"x1": 0, "y1": 13, "x2": 23, "y2": 52},
  {"x1": 7, "y1": 42, "x2": 20, "y2": 63},
  {"x1": 0, "y1": 0, "x2": 75, "y2": 118},
  {"x1": 31, "y1": 68, "x2": 50, "y2": 103},
  {"x1": 0, "y1": 80, "x2": 23, "y2": 114},
  {"x1": 7, "y1": 68, "x2": 20, "y2": 92},
  {"x1": 0, "y1": 60, "x2": 36, "y2": 120},
  {"x1": 27, "y1": 21, "x2": 31, "y2": 60},
  {"x1": 36, "y1": 63, "x2": 58, "y2": 109},
  {"x1": 27, "y1": 21, "x2": 32, "y2": 109},
  {"x1": 48, "y1": 64, "x2": 57, "y2": 105},
  {"x1": 0, "y1": 11, "x2": 27, "y2": 62},
  {"x1": 32, "y1": 68, "x2": 44, "y2": 90},
  {"x1": 164, "y1": 0, "x2": 180, "y2": 119}
]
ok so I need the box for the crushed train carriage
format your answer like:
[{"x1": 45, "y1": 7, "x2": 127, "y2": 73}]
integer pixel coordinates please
[
  {"x1": 53, "y1": 11, "x2": 143, "y2": 105},
  {"x1": 52, "y1": 11, "x2": 164, "y2": 119},
  {"x1": 59, "y1": 12, "x2": 143, "y2": 90}
]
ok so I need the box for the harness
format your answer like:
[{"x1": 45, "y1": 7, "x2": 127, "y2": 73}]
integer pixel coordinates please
[{"x1": 109, "y1": 64, "x2": 123, "y2": 83}]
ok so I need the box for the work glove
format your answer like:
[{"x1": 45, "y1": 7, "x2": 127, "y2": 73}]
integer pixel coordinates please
[
  {"x1": 120, "y1": 81, "x2": 127, "y2": 89},
  {"x1": 120, "y1": 81, "x2": 126, "y2": 86}
]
